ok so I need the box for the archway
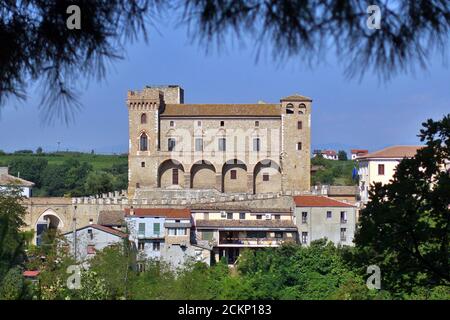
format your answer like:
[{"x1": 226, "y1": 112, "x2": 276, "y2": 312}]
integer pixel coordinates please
[
  {"x1": 190, "y1": 160, "x2": 216, "y2": 190},
  {"x1": 35, "y1": 209, "x2": 64, "y2": 246},
  {"x1": 222, "y1": 159, "x2": 247, "y2": 193},
  {"x1": 253, "y1": 159, "x2": 281, "y2": 194},
  {"x1": 158, "y1": 159, "x2": 185, "y2": 188}
]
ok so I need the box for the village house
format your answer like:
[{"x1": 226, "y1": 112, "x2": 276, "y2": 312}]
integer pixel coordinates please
[
  {"x1": 293, "y1": 195, "x2": 356, "y2": 246},
  {"x1": 350, "y1": 149, "x2": 368, "y2": 160},
  {"x1": 0, "y1": 166, "x2": 34, "y2": 197}
]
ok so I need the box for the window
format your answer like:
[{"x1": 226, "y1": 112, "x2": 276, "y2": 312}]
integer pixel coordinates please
[
  {"x1": 168, "y1": 138, "x2": 176, "y2": 151},
  {"x1": 263, "y1": 173, "x2": 269, "y2": 181},
  {"x1": 297, "y1": 121, "x2": 302, "y2": 129},
  {"x1": 172, "y1": 168, "x2": 179, "y2": 185},
  {"x1": 170, "y1": 121, "x2": 174, "y2": 127},
  {"x1": 253, "y1": 138, "x2": 261, "y2": 152},
  {"x1": 140, "y1": 113, "x2": 147, "y2": 124},
  {"x1": 340, "y1": 211, "x2": 347, "y2": 223},
  {"x1": 230, "y1": 169, "x2": 237, "y2": 180},
  {"x1": 239, "y1": 212, "x2": 246, "y2": 220},
  {"x1": 340, "y1": 228, "x2": 347, "y2": 241},
  {"x1": 139, "y1": 133, "x2": 148, "y2": 151},
  {"x1": 177, "y1": 228, "x2": 187, "y2": 236},
  {"x1": 301, "y1": 232, "x2": 308, "y2": 244},
  {"x1": 378, "y1": 164, "x2": 385, "y2": 175},
  {"x1": 153, "y1": 223, "x2": 160, "y2": 235},
  {"x1": 227, "y1": 212, "x2": 233, "y2": 220},
  {"x1": 274, "y1": 214, "x2": 280, "y2": 220},
  {"x1": 275, "y1": 232, "x2": 283, "y2": 239},
  {"x1": 220, "y1": 121, "x2": 225, "y2": 127},
  {"x1": 87, "y1": 245, "x2": 96, "y2": 254},
  {"x1": 197, "y1": 121, "x2": 202, "y2": 127},
  {"x1": 138, "y1": 223, "x2": 145, "y2": 236},
  {"x1": 195, "y1": 138, "x2": 203, "y2": 152},
  {"x1": 152, "y1": 242, "x2": 160, "y2": 251},
  {"x1": 202, "y1": 231, "x2": 213, "y2": 241},
  {"x1": 138, "y1": 240, "x2": 145, "y2": 251},
  {"x1": 302, "y1": 212, "x2": 308, "y2": 224},
  {"x1": 255, "y1": 121, "x2": 259, "y2": 127},
  {"x1": 286, "y1": 103, "x2": 294, "y2": 114},
  {"x1": 141, "y1": 162, "x2": 145, "y2": 168},
  {"x1": 296, "y1": 142, "x2": 302, "y2": 151},
  {"x1": 168, "y1": 228, "x2": 176, "y2": 236},
  {"x1": 299, "y1": 104, "x2": 306, "y2": 114},
  {"x1": 136, "y1": 182, "x2": 140, "y2": 189},
  {"x1": 87, "y1": 228, "x2": 93, "y2": 240},
  {"x1": 218, "y1": 138, "x2": 226, "y2": 151},
  {"x1": 326, "y1": 211, "x2": 332, "y2": 219},
  {"x1": 256, "y1": 214, "x2": 262, "y2": 220}
]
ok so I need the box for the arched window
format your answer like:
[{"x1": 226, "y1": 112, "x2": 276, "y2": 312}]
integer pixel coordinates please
[
  {"x1": 140, "y1": 133, "x2": 148, "y2": 151},
  {"x1": 286, "y1": 103, "x2": 294, "y2": 114},
  {"x1": 141, "y1": 113, "x2": 147, "y2": 124},
  {"x1": 299, "y1": 104, "x2": 306, "y2": 114}
]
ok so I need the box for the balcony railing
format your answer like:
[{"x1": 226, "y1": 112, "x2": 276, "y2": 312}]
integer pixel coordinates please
[{"x1": 219, "y1": 237, "x2": 284, "y2": 246}]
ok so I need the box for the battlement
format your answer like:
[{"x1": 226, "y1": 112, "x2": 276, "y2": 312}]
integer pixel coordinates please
[{"x1": 127, "y1": 85, "x2": 184, "y2": 104}]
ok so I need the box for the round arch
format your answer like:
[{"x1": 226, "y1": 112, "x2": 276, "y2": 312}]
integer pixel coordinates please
[
  {"x1": 158, "y1": 159, "x2": 185, "y2": 188},
  {"x1": 190, "y1": 160, "x2": 217, "y2": 190},
  {"x1": 222, "y1": 159, "x2": 247, "y2": 193},
  {"x1": 35, "y1": 208, "x2": 65, "y2": 245},
  {"x1": 253, "y1": 159, "x2": 282, "y2": 194}
]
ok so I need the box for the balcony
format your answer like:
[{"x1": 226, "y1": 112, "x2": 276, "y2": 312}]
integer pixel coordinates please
[
  {"x1": 219, "y1": 237, "x2": 285, "y2": 247},
  {"x1": 137, "y1": 232, "x2": 163, "y2": 240}
]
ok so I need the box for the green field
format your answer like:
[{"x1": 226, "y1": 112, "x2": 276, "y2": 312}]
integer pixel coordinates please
[{"x1": 0, "y1": 152, "x2": 128, "y2": 171}]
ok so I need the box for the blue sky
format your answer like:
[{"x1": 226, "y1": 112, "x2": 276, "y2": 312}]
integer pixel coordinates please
[{"x1": 0, "y1": 22, "x2": 449, "y2": 154}]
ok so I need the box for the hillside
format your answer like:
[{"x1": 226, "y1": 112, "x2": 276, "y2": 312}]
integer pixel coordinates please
[
  {"x1": 0, "y1": 151, "x2": 128, "y2": 197},
  {"x1": 311, "y1": 156, "x2": 357, "y2": 186}
]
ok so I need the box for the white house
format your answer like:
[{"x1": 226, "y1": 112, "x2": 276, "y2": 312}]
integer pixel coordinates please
[
  {"x1": 350, "y1": 149, "x2": 368, "y2": 160},
  {"x1": 0, "y1": 167, "x2": 34, "y2": 197},
  {"x1": 356, "y1": 145, "x2": 423, "y2": 203},
  {"x1": 313, "y1": 150, "x2": 338, "y2": 160}
]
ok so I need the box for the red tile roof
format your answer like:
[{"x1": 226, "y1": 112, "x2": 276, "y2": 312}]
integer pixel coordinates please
[
  {"x1": 322, "y1": 150, "x2": 337, "y2": 156},
  {"x1": 350, "y1": 149, "x2": 368, "y2": 154},
  {"x1": 294, "y1": 195, "x2": 355, "y2": 208},
  {"x1": 124, "y1": 208, "x2": 191, "y2": 219},
  {"x1": 23, "y1": 270, "x2": 40, "y2": 277},
  {"x1": 91, "y1": 225, "x2": 128, "y2": 238},
  {"x1": 161, "y1": 104, "x2": 281, "y2": 117},
  {"x1": 357, "y1": 145, "x2": 423, "y2": 159}
]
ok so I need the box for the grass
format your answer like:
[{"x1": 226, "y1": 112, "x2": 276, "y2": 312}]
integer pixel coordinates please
[{"x1": 0, "y1": 152, "x2": 128, "y2": 170}]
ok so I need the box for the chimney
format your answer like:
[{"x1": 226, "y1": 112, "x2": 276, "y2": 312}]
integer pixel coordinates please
[{"x1": 129, "y1": 206, "x2": 134, "y2": 216}]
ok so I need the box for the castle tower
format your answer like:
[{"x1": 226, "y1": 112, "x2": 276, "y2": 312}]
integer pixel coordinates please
[
  {"x1": 280, "y1": 94, "x2": 312, "y2": 192},
  {"x1": 127, "y1": 85, "x2": 184, "y2": 197}
]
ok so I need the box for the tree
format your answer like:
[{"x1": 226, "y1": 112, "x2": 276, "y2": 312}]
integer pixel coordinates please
[
  {"x1": 0, "y1": 267, "x2": 25, "y2": 300},
  {"x1": 338, "y1": 150, "x2": 348, "y2": 161},
  {"x1": 1, "y1": 1, "x2": 449, "y2": 121},
  {"x1": 354, "y1": 114, "x2": 450, "y2": 295},
  {"x1": 0, "y1": 188, "x2": 26, "y2": 283},
  {"x1": 8, "y1": 158, "x2": 48, "y2": 188},
  {"x1": 36, "y1": 147, "x2": 43, "y2": 154}
]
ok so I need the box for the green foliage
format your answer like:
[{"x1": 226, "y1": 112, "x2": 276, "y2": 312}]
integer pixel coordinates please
[
  {"x1": 36, "y1": 147, "x2": 43, "y2": 154},
  {"x1": 353, "y1": 114, "x2": 450, "y2": 296},
  {"x1": 0, "y1": 267, "x2": 25, "y2": 300},
  {"x1": 311, "y1": 157, "x2": 355, "y2": 186},
  {"x1": 338, "y1": 150, "x2": 348, "y2": 161},
  {"x1": 8, "y1": 158, "x2": 48, "y2": 188},
  {"x1": 0, "y1": 188, "x2": 26, "y2": 282}
]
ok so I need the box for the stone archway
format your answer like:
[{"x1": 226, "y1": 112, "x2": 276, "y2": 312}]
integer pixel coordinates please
[
  {"x1": 222, "y1": 159, "x2": 247, "y2": 193},
  {"x1": 190, "y1": 160, "x2": 217, "y2": 190},
  {"x1": 253, "y1": 159, "x2": 281, "y2": 194},
  {"x1": 35, "y1": 209, "x2": 64, "y2": 245},
  {"x1": 158, "y1": 159, "x2": 185, "y2": 188}
]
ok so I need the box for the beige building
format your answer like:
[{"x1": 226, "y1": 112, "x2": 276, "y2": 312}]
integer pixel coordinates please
[
  {"x1": 126, "y1": 85, "x2": 311, "y2": 198},
  {"x1": 357, "y1": 145, "x2": 423, "y2": 203}
]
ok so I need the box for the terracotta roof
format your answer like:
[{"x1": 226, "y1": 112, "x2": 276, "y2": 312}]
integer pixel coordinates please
[
  {"x1": 357, "y1": 145, "x2": 423, "y2": 159},
  {"x1": 124, "y1": 208, "x2": 191, "y2": 219},
  {"x1": 322, "y1": 150, "x2": 337, "y2": 156},
  {"x1": 0, "y1": 173, "x2": 34, "y2": 187},
  {"x1": 280, "y1": 94, "x2": 312, "y2": 102},
  {"x1": 23, "y1": 270, "x2": 40, "y2": 277},
  {"x1": 190, "y1": 206, "x2": 291, "y2": 213},
  {"x1": 294, "y1": 195, "x2": 355, "y2": 207},
  {"x1": 98, "y1": 210, "x2": 125, "y2": 226},
  {"x1": 350, "y1": 149, "x2": 368, "y2": 154},
  {"x1": 160, "y1": 104, "x2": 281, "y2": 117},
  {"x1": 195, "y1": 219, "x2": 297, "y2": 230}
]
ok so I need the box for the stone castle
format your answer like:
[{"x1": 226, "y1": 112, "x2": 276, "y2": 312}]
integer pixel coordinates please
[{"x1": 127, "y1": 85, "x2": 311, "y2": 198}]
